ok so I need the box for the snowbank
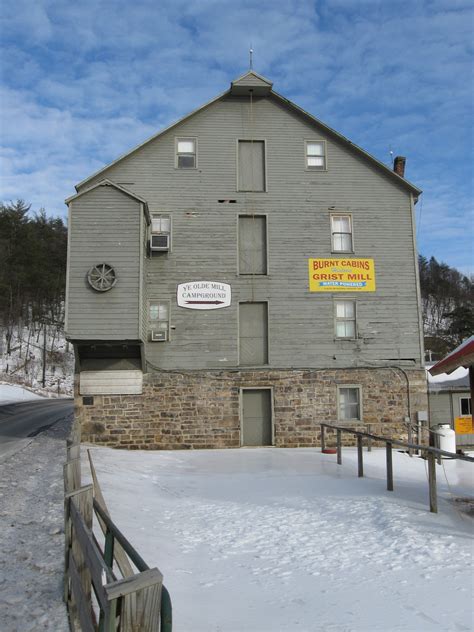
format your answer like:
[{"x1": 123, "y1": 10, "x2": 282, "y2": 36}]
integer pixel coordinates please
[
  {"x1": 0, "y1": 383, "x2": 45, "y2": 405},
  {"x1": 84, "y1": 447, "x2": 474, "y2": 632}
]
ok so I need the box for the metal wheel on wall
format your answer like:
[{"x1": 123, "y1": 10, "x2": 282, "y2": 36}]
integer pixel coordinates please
[{"x1": 87, "y1": 263, "x2": 117, "y2": 292}]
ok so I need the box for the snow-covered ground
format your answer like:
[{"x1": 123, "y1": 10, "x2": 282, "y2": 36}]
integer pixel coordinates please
[
  {"x1": 84, "y1": 446, "x2": 474, "y2": 632},
  {"x1": 0, "y1": 326, "x2": 74, "y2": 397},
  {"x1": 0, "y1": 414, "x2": 72, "y2": 632},
  {"x1": 0, "y1": 383, "x2": 45, "y2": 404}
]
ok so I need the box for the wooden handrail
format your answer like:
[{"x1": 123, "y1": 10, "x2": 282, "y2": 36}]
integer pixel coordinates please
[
  {"x1": 320, "y1": 423, "x2": 473, "y2": 514},
  {"x1": 320, "y1": 423, "x2": 474, "y2": 462},
  {"x1": 64, "y1": 442, "x2": 173, "y2": 631}
]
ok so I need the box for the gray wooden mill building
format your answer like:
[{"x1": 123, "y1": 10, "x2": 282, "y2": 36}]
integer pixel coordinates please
[{"x1": 65, "y1": 70, "x2": 428, "y2": 449}]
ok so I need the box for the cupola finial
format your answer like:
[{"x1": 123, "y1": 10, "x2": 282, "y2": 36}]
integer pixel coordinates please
[{"x1": 249, "y1": 45, "x2": 253, "y2": 70}]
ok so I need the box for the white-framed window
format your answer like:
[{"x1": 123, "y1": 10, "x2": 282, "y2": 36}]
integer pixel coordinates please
[
  {"x1": 331, "y1": 214, "x2": 353, "y2": 252},
  {"x1": 305, "y1": 140, "x2": 326, "y2": 170},
  {"x1": 151, "y1": 213, "x2": 171, "y2": 234},
  {"x1": 149, "y1": 301, "x2": 170, "y2": 342},
  {"x1": 460, "y1": 397, "x2": 472, "y2": 416},
  {"x1": 337, "y1": 386, "x2": 362, "y2": 421},
  {"x1": 176, "y1": 137, "x2": 197, "y2": 168},
  {"x1": 335, "y1": 300, "x2": 356, "y2": 338},
  {"x1": 149, "y1": 213, "x2": 171, "y2": 251}
]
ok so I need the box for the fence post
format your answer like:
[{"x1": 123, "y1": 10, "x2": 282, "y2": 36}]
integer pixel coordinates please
[
  {"x1": 104, "y1": 528, "x2": 115, "y2": 569},
  {"x1": 386, "y1": 441, "x2": 394, "y2": 491},
  {"x1": 427, "y1": 451, "x2": 438, "y2": 513},
  {"x1": 70, "y1": 486, "x2": 94, "y2": 620},
  {"x1": 357, "y1": 435, "x2": 364, "y2": 477},
  {"x1": 320, "y1": 425, "x2": 326, "y2": 452},
  {"x1": 407, "y1": 422, "x2": 413, "y2": 457},
  {"x1": 367, "y1": 424, "x2": 372, "y2": 452},
  {"x1": 64, "y1": 458, "x2": 82, "y2": 495},
  {"x1": 64, "y1": 484, "x2": 93, "y2": 625},
  {"x1": 336, "y1": 429, "x2": 342, "y2": 465}
]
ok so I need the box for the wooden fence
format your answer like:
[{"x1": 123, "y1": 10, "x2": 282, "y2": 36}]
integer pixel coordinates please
[
  {"x1": 320, "y1": 423, "x2": 474, "y2": 513},
  {"x1": 64, "y1": 439, "x2": 172, "y2": 631}
]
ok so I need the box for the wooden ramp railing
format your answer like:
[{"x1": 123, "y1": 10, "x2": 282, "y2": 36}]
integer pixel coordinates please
[
  {"x1": 64, "y1": 439, "x2": 172, "y2": 631},
  {"x1": 320, "y1": 423, "x2": 474, "y2": 513}
]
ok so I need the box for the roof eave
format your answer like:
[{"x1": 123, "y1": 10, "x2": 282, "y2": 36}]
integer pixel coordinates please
[
  {"x1": 429, "y1": 337, "x2": 474, "y2": 375},
  {"x1": 66, "y1": 179, "x2": 150, "y2": 222},
  {"x1": 72, "y1": 82, "x2": 422, "y2": 200},
  {"x1": 74, "y1": 89, "x2": 230, "y2": 192},
  {"x1": 270, "y1": 90, "x2": 422, "y2": 198}
]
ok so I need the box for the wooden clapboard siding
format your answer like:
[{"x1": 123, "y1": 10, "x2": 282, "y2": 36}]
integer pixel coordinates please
[
  {"x1": 79, "y1": 370, "x2": 143, "y2": 395},
  {"x1": 71, "y1": 92, "x2": 422, "y2": 370},
  {"x1": 67, "y1": 185, "x2": 142, "y2": 341}
]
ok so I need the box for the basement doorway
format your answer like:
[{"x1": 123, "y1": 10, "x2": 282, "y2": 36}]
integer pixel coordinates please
[{"x1": 241, "y1": 388, "x2": 273, "y2": 446}]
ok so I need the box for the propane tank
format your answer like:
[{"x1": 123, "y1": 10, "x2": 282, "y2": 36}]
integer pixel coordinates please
[{"x1": 434, "y1": 423, "x2": 456, "y2": 456}]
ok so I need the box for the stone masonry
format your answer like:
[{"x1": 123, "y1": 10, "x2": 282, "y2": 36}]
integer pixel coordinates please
[{"x1": 77, "y1": 368, "x2": 428, "y2": 449}]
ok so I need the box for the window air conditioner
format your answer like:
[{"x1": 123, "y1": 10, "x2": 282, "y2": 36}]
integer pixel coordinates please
[
  {"x1": 150, "y1": 233, "x2": 170, "y2": 251},
  {"x1": 151, "y1": 329, "x2": 168, "y2": 342}
]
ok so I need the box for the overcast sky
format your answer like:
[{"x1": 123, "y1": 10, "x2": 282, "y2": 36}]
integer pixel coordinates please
[{"x1": 1, "y1": 0, "x2": 472, "y2": 273}]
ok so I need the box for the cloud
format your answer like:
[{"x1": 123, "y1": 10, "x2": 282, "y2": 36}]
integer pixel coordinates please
[{"x1": 0, "y1": 0, "x2": 472, "y2": 271}]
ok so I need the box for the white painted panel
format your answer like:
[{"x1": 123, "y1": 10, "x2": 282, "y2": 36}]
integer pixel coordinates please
[{"x1": 80, "y1": 370, "x2": 143, "y2": 395}]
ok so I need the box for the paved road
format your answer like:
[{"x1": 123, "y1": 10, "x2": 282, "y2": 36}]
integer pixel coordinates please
[{"x1": 0, "y1": 398, "x2": 74, "y2": 460}]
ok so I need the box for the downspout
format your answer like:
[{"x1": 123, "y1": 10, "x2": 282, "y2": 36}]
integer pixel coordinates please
[{"x1": 410, "y1": 192, "x2": 425, "y2": 367}]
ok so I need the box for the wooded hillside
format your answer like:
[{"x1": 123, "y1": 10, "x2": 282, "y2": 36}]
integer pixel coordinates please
[
  {"x1": 0, "y1": 200, "x2": 72, "y2": 392},
  {"x1": 419, "y1": 255, "x2": 473, "y2": 360},
  {"x1": 0, "y1": 200, "x2": 67, "y2": 348}
]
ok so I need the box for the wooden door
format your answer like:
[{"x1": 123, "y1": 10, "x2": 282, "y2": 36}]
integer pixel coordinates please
[{"x1": 242, "y1": 389, "x2": 272, "y2": 446}]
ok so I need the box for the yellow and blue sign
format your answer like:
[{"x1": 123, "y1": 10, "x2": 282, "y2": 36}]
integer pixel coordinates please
[{"x1": 308, "y1": 258, "x2": 376, "y2": 292}]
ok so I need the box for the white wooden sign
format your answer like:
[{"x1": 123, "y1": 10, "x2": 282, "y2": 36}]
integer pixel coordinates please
[{"x1": 177, "y1": 281, "x2": 231, "y2": 310}]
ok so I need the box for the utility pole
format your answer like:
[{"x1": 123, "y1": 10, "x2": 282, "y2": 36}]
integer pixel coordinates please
[{"x1": 42, "y1": 322, "x2": 47, "y2": 388}]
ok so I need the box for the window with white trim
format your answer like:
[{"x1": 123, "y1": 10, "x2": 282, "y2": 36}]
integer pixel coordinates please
[
  {"x1": 151, "y1": 213, "x2": 171, "y2": 234},
  {"x1": 338, "y1": 386, "x2": 362, "y2": 421},
  {"x1": 331, "y1": 214, "x2": 353, "y2": 252},
  {"x1": 335, "y1": 300, "x2": 356, "y2": 338},
  {"x1": 460, "y1": 397, "x2": 472, "y2": 416},
  {"x1": 149, "y1": 301, "x2": 170, "y2": 342},
  {"x1": 305, "y1": 140, "x2": 326, "y2": 170},
  {"x1": 176, "y1": 138, "x2": 196, "y2": 168},
  {"x1": 150, "y1": 213, "x2": 171, "y2": 251}
]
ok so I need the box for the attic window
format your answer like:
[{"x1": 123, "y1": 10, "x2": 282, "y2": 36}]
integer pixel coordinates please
[
  {"x1": 176, "y1": 138, "x2": 197, "y2": 169},
  {"x1": 305, "y1": 140, "x2": 326, "y2": 170}
]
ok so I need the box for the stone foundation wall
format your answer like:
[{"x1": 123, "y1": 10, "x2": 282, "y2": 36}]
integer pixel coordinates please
[{"x1": 76, "y1": 367, "x2": 428, "y2": 449}]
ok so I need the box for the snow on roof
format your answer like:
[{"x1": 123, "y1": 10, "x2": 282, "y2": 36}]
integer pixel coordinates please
[
  {"x1": 429, "y1": 335, "x2": 474, "y2": 376},
  {"x1": 426, "y1": 365, "x2": 470, "y2": 391}
]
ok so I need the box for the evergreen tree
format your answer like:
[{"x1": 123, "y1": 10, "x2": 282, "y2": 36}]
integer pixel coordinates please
[{"x1": 0, "y1": 201, "x2": 67, "y2": 351}]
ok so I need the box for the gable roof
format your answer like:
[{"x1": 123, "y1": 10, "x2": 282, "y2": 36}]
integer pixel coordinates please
[
  {"x1": 230, "y1": 70, "x2": 273, "y2": 96},
  {"x1": 74, "y1": 73, "x2": 422, "y2": 198},
  {"x1": 66, "y1": 179, "x2": 151, "y2": 222}
]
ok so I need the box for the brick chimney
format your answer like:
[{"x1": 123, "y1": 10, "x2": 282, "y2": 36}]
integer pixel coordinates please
[{"x1": 393, "y1": 156, "x2": 406, "y2": 178}]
